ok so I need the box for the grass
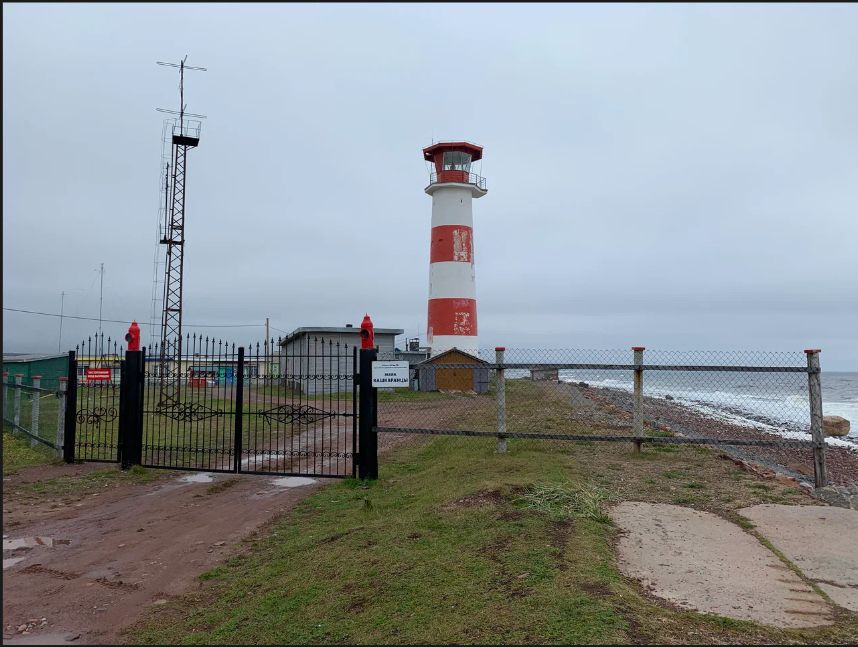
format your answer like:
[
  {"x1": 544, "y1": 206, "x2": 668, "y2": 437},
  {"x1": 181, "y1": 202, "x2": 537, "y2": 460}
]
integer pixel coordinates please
[
  {"x1": 125, "y1": 433, "x2": 857, "y2": 646},
  {"x1": 513, "y1": 481, "x2": 614, "y2": 523},
  {"x1": 14, "y1": 464, "x2": 160, "y2": 498},
  {"x1": 2, "y1": 429, "x2": 60, "y2": 474}
]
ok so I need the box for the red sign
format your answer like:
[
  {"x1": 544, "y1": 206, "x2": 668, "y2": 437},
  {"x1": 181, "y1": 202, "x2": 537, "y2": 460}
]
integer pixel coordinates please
[{"x1": 85, "y1": 368, "x2": 112, "y2": 381}]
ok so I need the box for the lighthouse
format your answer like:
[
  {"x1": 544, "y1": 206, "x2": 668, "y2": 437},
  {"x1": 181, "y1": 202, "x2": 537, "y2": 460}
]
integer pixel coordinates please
[{"x1": 423, "y1": 141, "x2": 487, "y2": 357}]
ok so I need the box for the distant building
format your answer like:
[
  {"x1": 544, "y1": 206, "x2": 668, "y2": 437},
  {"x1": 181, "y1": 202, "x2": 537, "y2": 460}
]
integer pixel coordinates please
[
  {"x1": 416, "y1": 348, "x2": 489, "y2": 394},
  {"x1": 278, "y1": 325, "x2": 404, "y2": 394},
  {"x1": 531, "y1": 369, "x2": 559, "y2": 381},
  {"x1": 2, "y1": 353, "x2": 68, "y2": 389}
]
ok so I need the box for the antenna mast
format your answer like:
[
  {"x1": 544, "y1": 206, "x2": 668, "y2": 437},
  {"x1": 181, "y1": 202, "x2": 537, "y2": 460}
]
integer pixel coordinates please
[{"x1": 155, "y1": 55, "x2": 206, "y2": 408}]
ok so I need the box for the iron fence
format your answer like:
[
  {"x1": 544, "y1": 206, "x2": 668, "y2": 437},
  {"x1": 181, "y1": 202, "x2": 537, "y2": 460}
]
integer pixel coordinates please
[
  {"x1": 131, "y1": 334, "x2": 358, "y2": 477},
  {"x1": 373, "y1": 348, "x2": 845, "y2": 488}
]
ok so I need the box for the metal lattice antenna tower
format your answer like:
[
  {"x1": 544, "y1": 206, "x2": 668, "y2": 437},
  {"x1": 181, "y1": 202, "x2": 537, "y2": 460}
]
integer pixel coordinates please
[{"x1": 155, "y1": 55, "x2": 207, "y2": 408}]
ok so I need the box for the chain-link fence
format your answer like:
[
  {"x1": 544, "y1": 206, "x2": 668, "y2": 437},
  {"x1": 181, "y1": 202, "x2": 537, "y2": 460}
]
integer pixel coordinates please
[
  {"x1": 374, "y1": 348, "x2": 851, "y2": 487},
  {"x1": 2, "y1": 372, "x2": 67, "y2": 456}
]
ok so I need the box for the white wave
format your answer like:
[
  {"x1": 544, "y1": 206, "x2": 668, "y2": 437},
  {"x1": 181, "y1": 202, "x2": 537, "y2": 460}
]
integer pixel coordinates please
[{"x1": 559, "y1": 374, "x2": 858, "y2": 452}]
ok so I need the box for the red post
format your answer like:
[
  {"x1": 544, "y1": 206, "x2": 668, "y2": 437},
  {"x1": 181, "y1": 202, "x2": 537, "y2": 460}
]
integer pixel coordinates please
[
  {"x1": 125, "y1": 320, "x2": 141, "y2": 351},
  {"x1": 360, "y1": 314, "x2": 374, "y2": 349}
]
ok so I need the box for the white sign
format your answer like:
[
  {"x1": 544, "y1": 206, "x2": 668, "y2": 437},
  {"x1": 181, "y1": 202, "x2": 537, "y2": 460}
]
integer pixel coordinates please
[{"x1": 371, "y1": 361, "x2": 410, "y2": 388}]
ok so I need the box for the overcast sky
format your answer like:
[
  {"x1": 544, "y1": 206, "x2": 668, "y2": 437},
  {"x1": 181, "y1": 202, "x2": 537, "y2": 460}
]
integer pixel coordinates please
[{"x1": 3, "y1": 4, "x2": 857, "y2": 369}]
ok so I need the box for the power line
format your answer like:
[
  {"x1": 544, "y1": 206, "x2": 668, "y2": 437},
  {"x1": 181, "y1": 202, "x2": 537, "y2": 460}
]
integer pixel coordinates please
[{"x1": 3, "y1": 307, "x2": 263, "y2": 328}]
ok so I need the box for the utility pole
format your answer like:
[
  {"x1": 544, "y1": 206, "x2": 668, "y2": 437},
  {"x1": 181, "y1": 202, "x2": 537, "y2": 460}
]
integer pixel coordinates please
[
  {"x1": 265, "y1": 317, "x2": 270, "y2": 376},
  {"x1": 98, "y1": 263, "x2": 104, "y2": 336},
  {"x1": 99, "y1": 263, "x2": 105, "y2": 363},
  {"x1": 59, "y1": 291, "x2": 66, "y2": 353}
]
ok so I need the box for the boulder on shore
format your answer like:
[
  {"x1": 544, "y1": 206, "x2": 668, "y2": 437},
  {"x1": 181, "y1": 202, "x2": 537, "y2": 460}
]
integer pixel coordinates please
[{"x1": 823, "y1": 416, "x2": 850, "y2": 438}]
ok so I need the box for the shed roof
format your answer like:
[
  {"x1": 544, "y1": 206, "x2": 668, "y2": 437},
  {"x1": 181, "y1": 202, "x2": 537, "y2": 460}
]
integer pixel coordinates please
[
  {"x1": 279, "y1": 326, "x2": 404, "y2": 346},
  {"x1": 3, "y1": 353, "x2": 68, "y2": 363},
  {"x1": 418, "y1": 348, "x2": 486, "y2": 364}
]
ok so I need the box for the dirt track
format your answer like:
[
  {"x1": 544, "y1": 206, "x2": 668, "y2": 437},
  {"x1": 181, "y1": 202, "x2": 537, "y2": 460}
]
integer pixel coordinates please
[
  {"x1": 2, "y1": 469, "x2": 322, "y2": 645},
  {"x1": 2, "y1": 396, "x2": 483, "y2": 645}
]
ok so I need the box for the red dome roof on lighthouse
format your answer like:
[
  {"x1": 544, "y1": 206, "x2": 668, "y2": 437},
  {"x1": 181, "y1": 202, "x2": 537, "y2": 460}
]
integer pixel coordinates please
[{"x1": 423, "y1": 141, "x2": 486, "y2": 196}]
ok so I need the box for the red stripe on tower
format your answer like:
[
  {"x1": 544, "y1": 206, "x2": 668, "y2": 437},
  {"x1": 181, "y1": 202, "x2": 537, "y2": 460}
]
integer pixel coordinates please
[
  {"x1": 427, "y1": 298, "x2": 478, "y2": 337},
  {"x1": 429, "y1": 225, "x2": 474, "y2": 264}
]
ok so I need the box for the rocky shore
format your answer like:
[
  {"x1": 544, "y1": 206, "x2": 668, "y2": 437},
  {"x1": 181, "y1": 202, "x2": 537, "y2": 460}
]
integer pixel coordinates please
[{"x1": 560, "y1": 381, "x2": 858, "y2": 487}]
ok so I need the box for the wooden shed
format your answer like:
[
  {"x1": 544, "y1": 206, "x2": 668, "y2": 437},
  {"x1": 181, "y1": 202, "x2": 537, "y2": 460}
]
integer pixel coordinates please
[{"x1": 417, "y1": 349, "x2": 489, "y2": 394}]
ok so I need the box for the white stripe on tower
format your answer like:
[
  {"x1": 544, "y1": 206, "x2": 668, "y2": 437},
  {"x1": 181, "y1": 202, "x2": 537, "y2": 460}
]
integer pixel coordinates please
[{"x1": 423, "y1": 144, "x2": 487, "y2": 357}]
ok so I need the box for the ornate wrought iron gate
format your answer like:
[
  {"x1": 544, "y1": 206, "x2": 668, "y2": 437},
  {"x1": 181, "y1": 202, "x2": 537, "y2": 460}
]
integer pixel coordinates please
[
  {"x1": 68, "y1": 334, "x2": 122, "y2": 463},
  {"x1": 239, "y1": 340, "x2": 358, "y2": 478},
  {"x1": 65, "y1": 336, "x2": 359, "y2": 478}
]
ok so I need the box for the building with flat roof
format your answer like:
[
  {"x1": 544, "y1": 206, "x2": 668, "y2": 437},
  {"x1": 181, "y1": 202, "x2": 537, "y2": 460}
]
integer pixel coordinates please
[{"x1": 278, "y1": 325, "x2": 404, "y2": 395}]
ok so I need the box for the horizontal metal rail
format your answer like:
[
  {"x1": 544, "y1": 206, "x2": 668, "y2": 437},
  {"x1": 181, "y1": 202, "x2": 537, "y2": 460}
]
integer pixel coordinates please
[
  {"x1": 374, "y1": 426, "x2": 818, "y2": 448},
  {"x1": 412, "y1": 363, "x2": 813, "y2": 373},
  {"x1": 3, "y1": 421, "x2": 61, "y2": 450},
  {"x1": 428, "y1": 171, "x2": 487, "y2": 190},
  {"x1": 5, "y1": 384, "x2": 59, "y2": 394}
]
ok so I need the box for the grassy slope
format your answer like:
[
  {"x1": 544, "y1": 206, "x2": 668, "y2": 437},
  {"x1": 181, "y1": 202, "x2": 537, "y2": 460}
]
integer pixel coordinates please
[
  {"x1": 2, "y1": 429, "x2": 59, "y2": 474},
  {"x1": 127, "y1": 437, "x2": 858, "y2": 645}
]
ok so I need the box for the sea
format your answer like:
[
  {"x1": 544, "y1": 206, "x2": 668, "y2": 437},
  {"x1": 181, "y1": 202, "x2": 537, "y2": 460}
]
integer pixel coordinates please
[{"x1": 508, "y1": 368, "x2": 857, "y2": 450}]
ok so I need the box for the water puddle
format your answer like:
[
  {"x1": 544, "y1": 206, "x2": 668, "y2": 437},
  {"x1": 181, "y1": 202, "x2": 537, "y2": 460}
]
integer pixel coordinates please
[
  {"x1": 272, "y1": 477, "x2": 316, "y2": 488},
  {"x1": 181, "y1": 473, "x2": 214, "y2": 484},
  {"x1": 3, "y1": 537, "x2": 71, "y2": 550},
  {"x1": 3, "y1": 557, "x2": 26, "y2": 570}
]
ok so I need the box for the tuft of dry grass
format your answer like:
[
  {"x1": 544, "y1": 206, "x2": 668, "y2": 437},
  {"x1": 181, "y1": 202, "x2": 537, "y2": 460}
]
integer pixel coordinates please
[{"x1": 514, "y1": 481, "x2": 614, "y2": 523}]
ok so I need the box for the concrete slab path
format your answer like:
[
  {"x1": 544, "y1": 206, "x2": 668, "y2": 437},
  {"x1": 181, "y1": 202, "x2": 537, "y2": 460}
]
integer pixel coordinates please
[
  {"x1": 740, "y1": 504, "x2": 858, "y2": 612},
  {"x1": 611, "y1": 502, "x2": 836, "y2": 628}
]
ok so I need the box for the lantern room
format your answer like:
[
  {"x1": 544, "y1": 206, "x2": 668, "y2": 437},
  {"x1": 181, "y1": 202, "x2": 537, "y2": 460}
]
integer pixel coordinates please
[{"x1": 423, "y1": 142, "x2": 487, "y2": 196}]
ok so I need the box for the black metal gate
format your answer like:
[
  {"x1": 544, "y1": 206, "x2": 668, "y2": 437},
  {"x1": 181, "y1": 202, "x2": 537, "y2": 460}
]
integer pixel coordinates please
[
  {"x1": 239, "y1": 339, "x2": 358, "y2": 478},
  {"x1": 63, "y1": 335, "x2": 356, "y2": 478},
  {"x1": 68, "y1": 334, "x2": 123, "y2": 463}
]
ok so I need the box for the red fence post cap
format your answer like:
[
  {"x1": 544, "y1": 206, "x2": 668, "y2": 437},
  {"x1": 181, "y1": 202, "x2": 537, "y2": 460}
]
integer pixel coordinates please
[
  {"x1": 14, "y1": 374, "x2": 24, "y2": 377},
  {"x1": 59, "y1": 377, "x2": 68, "y2": 381},
  {"x1": 495, "y1": 347, "x2": 505, "y2": 351},
  {"x1": 631, "y1": 347, "x2": 646, "y2": 351},
  {"x1": 31, "y1": 375, "x2": 42, "y2": 379},
  {"x1": 804, "y1": 349, "x2": 822, "y2": 354},
  {"x1": 2, "y1": 372, "x2": 7, "y2": 376}
]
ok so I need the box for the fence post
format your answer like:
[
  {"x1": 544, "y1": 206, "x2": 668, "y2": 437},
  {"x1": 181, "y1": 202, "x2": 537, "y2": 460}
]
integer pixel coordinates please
[
  {"x1": 358, "y1": 347, "x2": 379, "y2": 480},
  {"x1": 805, "y1": 349, "x2": 827, "y2": 488},
  {"x1": 57, "y1": 378, "x2": 68, "y2": 459},
  {"x1": 632, "y1": 347, "x2": 645, "y2": 453},
  {"x1": 2, "y1": 372, "x2": 7, "y2": 423},
  {"x1": 63, "y1": 351, "x2": 78, "y2": 463},
  {"x1": 13, "y1": 374, "x2": 23, "y2": 429},
  {"x1": 495, "y1": 347, "x2": 507, "y2": 453},
  {"x1": 234, "y1": 347, "x2": 245, "y2": 473},
  {"x1": 31, "y1": 376, "x2": 41, "y2": 447},
  {"x1": 120, "y1": 351, "x2": 145, "y2": 469}
]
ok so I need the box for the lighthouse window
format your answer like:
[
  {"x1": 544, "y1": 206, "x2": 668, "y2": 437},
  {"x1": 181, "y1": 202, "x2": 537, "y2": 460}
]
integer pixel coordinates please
[{"x1": 442, "y1": 151, "x2": 472, "y2": 172}]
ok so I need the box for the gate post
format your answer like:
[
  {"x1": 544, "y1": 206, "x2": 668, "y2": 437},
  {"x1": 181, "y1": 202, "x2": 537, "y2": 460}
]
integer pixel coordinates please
[
  {"x1": 495, "y1": 347, "x2": 507, "y2": 453},
  {"x1": 358, "y1": 347, "x2": 378, "y2": 480},
  {"x1": 633, "y1": 347, "x2": 645, "y2": 453},
  {"x1": 120, "y1": 350, "x2": 144, "y2": 469},
  {"x1": 57, "y1": 378, "x2": 68, "y2": 459},
  {"x1": 234, "y1": 347, "x2": 245, "y2": 473},
  {"x1": 805, "y1": 350, "x2": 827, "y2": 488},
  {"x1": 63, "y1": 351, "x2": 78, "y2": 463}
]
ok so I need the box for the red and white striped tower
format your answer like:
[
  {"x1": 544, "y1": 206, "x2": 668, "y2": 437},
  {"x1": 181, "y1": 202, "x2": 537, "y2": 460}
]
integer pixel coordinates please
[{"x1": 423, "y1": 142, "x2": 487, "y2": 357}]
